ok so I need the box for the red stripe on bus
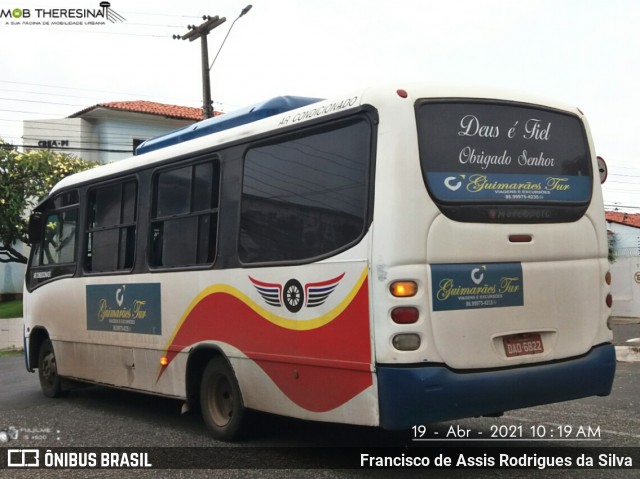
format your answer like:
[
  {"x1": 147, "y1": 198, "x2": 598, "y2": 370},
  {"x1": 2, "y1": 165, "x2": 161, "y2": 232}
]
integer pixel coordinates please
[{"x1": 159, "y1": 277, "x2": 372, "y2": 412}]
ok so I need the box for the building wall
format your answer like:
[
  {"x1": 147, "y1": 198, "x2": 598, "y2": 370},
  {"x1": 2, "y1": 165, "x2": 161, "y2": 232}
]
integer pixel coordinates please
[
  {"x1": 609, "y1": 221, "x2": 640, "y2": 257},
  {"x1": 608, "y1": 221, "x2": 640, "y2": 320},
  {"x1": 23, "y1": 117, "x2": 100, "y2": 163},
  {"x1": 23, "y1": 110, "x2": 194, "y2": 164},
  {"x1": 0, "y1": 242, "x2": 28, "y2": 296},
  {"x1": 93, "y1": 116, "x2": 187, "y2": 164}
]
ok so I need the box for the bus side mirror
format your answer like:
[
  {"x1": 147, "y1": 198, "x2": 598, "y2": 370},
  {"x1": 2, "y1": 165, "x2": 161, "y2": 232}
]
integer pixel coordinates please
[{"x1": 27, "y1": 212, "x2": 43, "y2": 244}]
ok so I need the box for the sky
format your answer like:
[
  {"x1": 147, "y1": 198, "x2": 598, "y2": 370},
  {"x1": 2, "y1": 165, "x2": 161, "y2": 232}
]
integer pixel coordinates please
[{"x1": 1, "y1": 0, "x2": 638, "y2": 210}]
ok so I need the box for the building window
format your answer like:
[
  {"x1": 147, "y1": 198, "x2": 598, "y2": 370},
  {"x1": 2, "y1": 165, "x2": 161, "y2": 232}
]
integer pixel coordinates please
[{"x1": 150, "y1": 160, "x2": 220, "y2": 268}]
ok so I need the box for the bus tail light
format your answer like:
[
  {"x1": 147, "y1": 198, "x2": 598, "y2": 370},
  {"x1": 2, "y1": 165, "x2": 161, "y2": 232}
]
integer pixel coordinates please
[
  {"x1": 390, "y1": 281, "x2": 417, "y2": 297},
  {"x1": 391, "y1": 307, "x2": 419, "y2": 324},
  {"x1": 605, "y1": 271, "x2": 612, "y2": 285},
  {"x1": 606, "y1": 294, "x2": 613, "y2": 308},
  {"x1": 392, "y1": 334, "x2": 421, "y2": 351}
]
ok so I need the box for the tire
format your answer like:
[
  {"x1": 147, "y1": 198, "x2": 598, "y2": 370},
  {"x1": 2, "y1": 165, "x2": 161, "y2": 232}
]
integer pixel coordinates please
[
  {"x1": 38, "y1": 339, "x2": 63, "y2": 398},
  {"x1": 200, "y1": 357, "x2": 247, "y2": 441}
]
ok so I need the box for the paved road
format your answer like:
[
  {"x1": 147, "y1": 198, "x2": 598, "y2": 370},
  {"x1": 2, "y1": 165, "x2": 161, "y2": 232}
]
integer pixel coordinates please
[
  {"x1": 0, "y1": 355, "x2": 638, "y2": 478},
  {"x1": 612, "y1": 318, "x2": 640, "y2": 344}
]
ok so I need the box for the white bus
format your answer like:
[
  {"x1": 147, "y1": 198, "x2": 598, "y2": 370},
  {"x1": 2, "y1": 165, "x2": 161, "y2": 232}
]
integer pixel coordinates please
[{"x1": 24, "y1": 84, "x2": 616, "y2": 440}]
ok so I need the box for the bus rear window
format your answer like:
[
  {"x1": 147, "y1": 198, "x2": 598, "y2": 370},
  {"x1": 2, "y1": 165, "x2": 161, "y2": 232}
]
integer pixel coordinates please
[{"x1": 416, "y1": 100, "x2": 592, "y2": 223}]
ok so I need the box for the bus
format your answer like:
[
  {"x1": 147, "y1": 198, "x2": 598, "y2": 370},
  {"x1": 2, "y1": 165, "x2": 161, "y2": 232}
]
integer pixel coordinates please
[{"x1": 24, "y1": 84, "x2": 616, "y2": 441}]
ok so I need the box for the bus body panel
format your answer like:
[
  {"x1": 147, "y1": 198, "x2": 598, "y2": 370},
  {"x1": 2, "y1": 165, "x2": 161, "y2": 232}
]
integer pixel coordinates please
[
  {"x1": 376, "y1": 343, "x2": 616, "y2": 430},
  {"x1": 25, "y1": 254, "x2": 379, "y2": 425},
  {"x1": 230, "y1": 352, "x2": 379, "y2": 426},
  {"x1": 24, "y1": 83, "x2": 614, "y2": 434},
  {"x1": 368, "y1": 87, "x2": 611, "y2": 369},
  {"x1": 424, "y1": 216, "x2": 609, "y2": 369}
]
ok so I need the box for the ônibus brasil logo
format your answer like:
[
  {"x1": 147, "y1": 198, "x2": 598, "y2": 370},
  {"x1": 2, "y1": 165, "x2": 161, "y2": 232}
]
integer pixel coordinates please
[
  {"x1": 249, "y1": 273, "x2": 344, "y2": 313},
  {"x1": 2, "y1": 2, "x2": 126, "y2": 24}
]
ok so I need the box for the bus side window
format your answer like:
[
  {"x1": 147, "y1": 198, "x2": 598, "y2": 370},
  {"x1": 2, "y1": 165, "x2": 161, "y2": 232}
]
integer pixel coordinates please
[
  {"x1": 239, "y1": 118, "x2": 371, "y2": 263},
  {"x1": 150, "y1": 160, "x2": 220, "y2": 268},
  {"x1": 41, "y1": 210, "x2": 78, "y2": 265},
  {"x1": 85, "y1": 179, "x2": 137, "y2": 273}
]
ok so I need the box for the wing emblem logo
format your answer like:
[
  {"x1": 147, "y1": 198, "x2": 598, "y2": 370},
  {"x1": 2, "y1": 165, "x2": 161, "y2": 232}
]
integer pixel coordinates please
[{"x1": 249, "y1": 273, "x2": 345, "y2": 313}]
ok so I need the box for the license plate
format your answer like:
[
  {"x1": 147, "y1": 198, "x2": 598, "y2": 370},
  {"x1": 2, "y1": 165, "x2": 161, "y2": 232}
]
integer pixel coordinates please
[{"x1": 503, "y1": 333, "x2": 544, "y2": 358}]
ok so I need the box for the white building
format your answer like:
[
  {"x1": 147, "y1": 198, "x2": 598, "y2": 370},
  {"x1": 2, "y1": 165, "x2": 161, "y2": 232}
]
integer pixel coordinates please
[
  {"x1": 22, "y1": 100, "x2": 205, "y2": 164},
  {"x1": 1, "y1": 101, "x2": 208, "y2": 297},
  {"x1": 606, "y1": 211, "x2": 640, "y2": 320}
]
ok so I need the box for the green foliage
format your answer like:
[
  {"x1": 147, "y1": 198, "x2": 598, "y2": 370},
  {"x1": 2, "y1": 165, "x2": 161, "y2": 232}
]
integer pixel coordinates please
[
  {"x1": 0, "y1": 140, "x2": 97, "y2": 263},
  {"x1": 608, "y1": 232, "x2": 617, "y2": 264}
]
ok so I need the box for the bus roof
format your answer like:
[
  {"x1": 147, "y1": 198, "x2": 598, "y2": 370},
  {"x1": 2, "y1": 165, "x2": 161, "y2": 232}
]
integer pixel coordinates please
[{"x1": 135, "y1": 95, "x2": 323, "y2": 155}]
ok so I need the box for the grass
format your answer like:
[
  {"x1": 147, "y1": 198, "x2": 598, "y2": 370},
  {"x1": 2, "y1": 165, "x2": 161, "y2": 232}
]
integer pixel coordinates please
[
  {"x1": 0, "y1": 349, "x2": 22, "y2": 357},
  {"x1": 0, "y1": 300, "x2": 23, "y2": 319}
]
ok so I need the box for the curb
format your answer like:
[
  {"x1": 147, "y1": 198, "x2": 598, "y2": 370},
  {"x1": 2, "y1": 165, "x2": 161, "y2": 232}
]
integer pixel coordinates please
[{"x1": 615, "y1": 342, "x2": 640, "y2": 363}]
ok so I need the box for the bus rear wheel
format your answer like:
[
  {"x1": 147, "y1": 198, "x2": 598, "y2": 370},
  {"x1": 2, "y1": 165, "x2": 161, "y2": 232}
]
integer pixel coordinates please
[
  {"x1": 38, "y1": 339, "x2": 62, "y2": 398},
  {"x1": 200, "y1": 357, "x2": 246, "y2": 441}
]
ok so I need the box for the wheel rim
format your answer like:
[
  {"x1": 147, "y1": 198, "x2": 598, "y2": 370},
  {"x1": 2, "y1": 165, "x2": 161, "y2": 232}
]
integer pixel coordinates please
[
  {"x1": 41, "y1": 351, "x2": 57, "y2": 386},
  {"x1": 283, "y1": 279, "x2": 304, "y2": 312},
  {"x1": 286, "y1": 285, "x2": 301, "y2": 307},
  {"x1": 207, "y1": 373, "x2": 234, "y2": 427}
]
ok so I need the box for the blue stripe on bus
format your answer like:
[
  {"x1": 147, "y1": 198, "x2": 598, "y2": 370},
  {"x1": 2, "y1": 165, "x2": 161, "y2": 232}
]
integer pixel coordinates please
[{"x1": 377, "y1": 343, "x2": 616, "y2": 430}]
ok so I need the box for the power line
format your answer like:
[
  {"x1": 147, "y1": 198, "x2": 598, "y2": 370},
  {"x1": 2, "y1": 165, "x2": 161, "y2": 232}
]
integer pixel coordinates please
[
  {"x1": 605, "y1": 204, "x2": 640, "y2": 210},
  {"x1": 610, "y1": 165, "x2": 640, "y2": 171},
  {"x1": 0, "y1": 80, "x2": 242, "y2": 114},
  {"x1": 0, "y1": 89, "x2": 234, "y2": 118},
  {"x1": 0, "y1": 87, "x2": 162, "y2": 104},
  {"x1": 0, "y1": 80, "x2": 201, "y2": 105},
  {"x1": 3, "y1": 25, "x2": 173, "y2": 38},
  {"x1": 0, "y1": 97, "x2": 88, "y2": 108},
  {"x1": 0, "y1": 108, "x2": 63, "y2": 116},
  {"x1": 7, "y1": 143, "x2": 133, "y2": 154},
  {"x1": 0, "y1": 123, "x2": 184, "y2": 138}
]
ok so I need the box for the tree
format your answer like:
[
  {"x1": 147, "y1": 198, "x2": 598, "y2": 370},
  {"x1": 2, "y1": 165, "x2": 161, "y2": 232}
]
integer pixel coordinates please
[
  {"x1": 0, "y1": 141, "x2": 97, "y2": 263},
  {"x1": 608, "y1": 231, "x2": 617, "y2": 264}
]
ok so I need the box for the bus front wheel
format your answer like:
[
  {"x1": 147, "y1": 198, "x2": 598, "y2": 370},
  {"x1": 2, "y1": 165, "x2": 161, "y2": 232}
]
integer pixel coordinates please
[
  {"x1": 38, "y1": 339, "x2": 62, "y2": 398},
  {"x1": 200, "y1": 357, "x2": 246, "y2": 441}
]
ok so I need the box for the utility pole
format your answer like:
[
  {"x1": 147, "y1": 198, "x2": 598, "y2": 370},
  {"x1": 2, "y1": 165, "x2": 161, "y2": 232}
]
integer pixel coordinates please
[{"x1": 173, "y1": 15, "x2": 226, "y2": 119}]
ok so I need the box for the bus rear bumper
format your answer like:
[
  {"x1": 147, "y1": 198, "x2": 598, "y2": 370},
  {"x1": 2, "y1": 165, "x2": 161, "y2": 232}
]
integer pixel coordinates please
[{"x1": 377, "y1": 343, "x2": 616, "y2": 430}]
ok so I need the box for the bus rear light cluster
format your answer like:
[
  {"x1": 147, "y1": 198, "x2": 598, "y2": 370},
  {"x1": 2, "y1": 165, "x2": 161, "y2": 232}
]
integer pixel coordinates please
[
  {"x1": 392, "y1": 334, "x2": 421, "y2": 351},
  {"x1": 390, "y1": 281, "x2": 417, "y2": 298},
  {"x1": 391, "y1": 307, "x2": 419, "y2": 324},
  {"x1": 605, "y1": 271, "x2": 612, "y2": 308}
]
